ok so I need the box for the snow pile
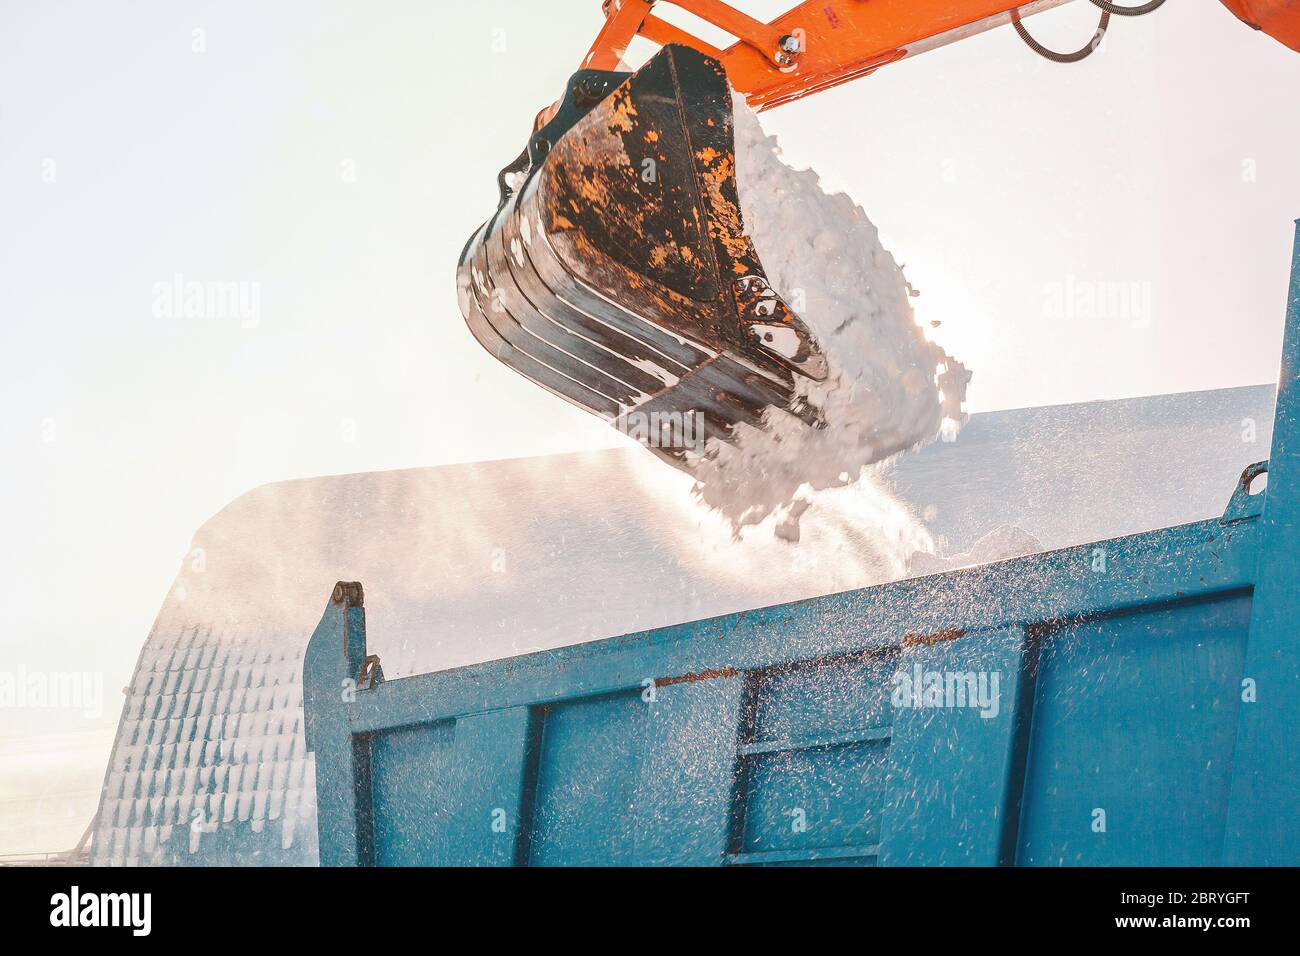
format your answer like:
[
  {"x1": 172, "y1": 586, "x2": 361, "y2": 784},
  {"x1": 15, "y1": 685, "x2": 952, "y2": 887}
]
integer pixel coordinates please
[
  {"x1": 908, "y1": 525, "x2": 1043, "y2": 577},
  {"x1": 687, "y1": 100, "x2": 970, "y2": 534}
]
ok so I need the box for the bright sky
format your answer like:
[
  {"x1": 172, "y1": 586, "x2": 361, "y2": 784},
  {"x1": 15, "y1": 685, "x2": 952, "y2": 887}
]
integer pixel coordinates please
[{"x1": 1, "y1": 0, "x2": 1298, "y2": 853}]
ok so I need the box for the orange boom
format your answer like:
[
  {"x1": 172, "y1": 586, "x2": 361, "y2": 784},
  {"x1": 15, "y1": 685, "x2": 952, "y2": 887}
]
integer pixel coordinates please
[
  {"x1": 1220, "y1": 0, "x2": 1300, "y2": 51},
  {"x1": 585, "y1": 0, "x2": 1300, "y2": 107}
]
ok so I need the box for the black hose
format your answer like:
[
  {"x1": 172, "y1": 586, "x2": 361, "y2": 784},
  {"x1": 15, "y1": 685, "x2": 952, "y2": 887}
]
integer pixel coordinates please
[
  {"x1": 1088, "y1": 0, "x2": 1167, "y2": 16},
  {"x1": 1011, "y1": 7, "x2": 1110, "y2": 63},
  {"x1": 1012, "y1": 0, "x2": 1167, "y2": 65}
]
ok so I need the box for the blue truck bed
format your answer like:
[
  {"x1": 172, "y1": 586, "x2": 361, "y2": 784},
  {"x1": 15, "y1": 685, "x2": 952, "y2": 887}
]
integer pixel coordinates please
[{"x1": 303, "y1": 224, "x2": 1300, "y2": 866}]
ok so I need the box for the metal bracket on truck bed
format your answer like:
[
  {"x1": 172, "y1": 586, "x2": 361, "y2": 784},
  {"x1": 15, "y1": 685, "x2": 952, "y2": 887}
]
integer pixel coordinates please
[{"x1": 1221, "y1": 460, "x2": 1269, "y2": 524}]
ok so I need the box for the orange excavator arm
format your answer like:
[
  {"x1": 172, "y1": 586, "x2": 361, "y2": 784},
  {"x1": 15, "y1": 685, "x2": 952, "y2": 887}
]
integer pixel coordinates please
[
  {"x1": 584, "y1": 0, "x2": 1300, "y2": 109},
  {"x1": 1221, "y1": 0, "x2": 1300, "y2": 50}
]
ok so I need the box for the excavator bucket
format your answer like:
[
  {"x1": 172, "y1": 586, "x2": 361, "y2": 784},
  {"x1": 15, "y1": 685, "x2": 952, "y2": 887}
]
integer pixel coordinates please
[{"x1": 457, "y1": 44, "x2": 827, "y2": 467}]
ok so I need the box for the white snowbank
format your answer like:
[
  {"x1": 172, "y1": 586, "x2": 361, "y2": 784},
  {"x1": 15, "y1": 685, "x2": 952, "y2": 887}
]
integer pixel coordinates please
[
  {"x1": 908, "y1": 525, "x2": 1044, "y2": 577},
  {"x1": 685, "y1": 100, "x2": 970, "y2": 535}
]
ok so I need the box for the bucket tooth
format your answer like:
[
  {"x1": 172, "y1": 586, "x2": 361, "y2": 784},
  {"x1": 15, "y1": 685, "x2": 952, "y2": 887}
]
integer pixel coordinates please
[{"x1": 456, "y1": 43, "x2": 827, "y2": 464}]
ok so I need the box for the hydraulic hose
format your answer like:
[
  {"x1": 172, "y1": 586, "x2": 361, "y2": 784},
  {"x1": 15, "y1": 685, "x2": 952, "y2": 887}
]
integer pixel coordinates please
[
  {"x1": 1011, "y1": 7, "x2": 1110, "y2": 63},
  {"x1": 1087, "y1": 0, "x2": 1168, "y2": 16},
  {"x1": 1012, "y1": 0, "x2": 1167, "y2": 63}
]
